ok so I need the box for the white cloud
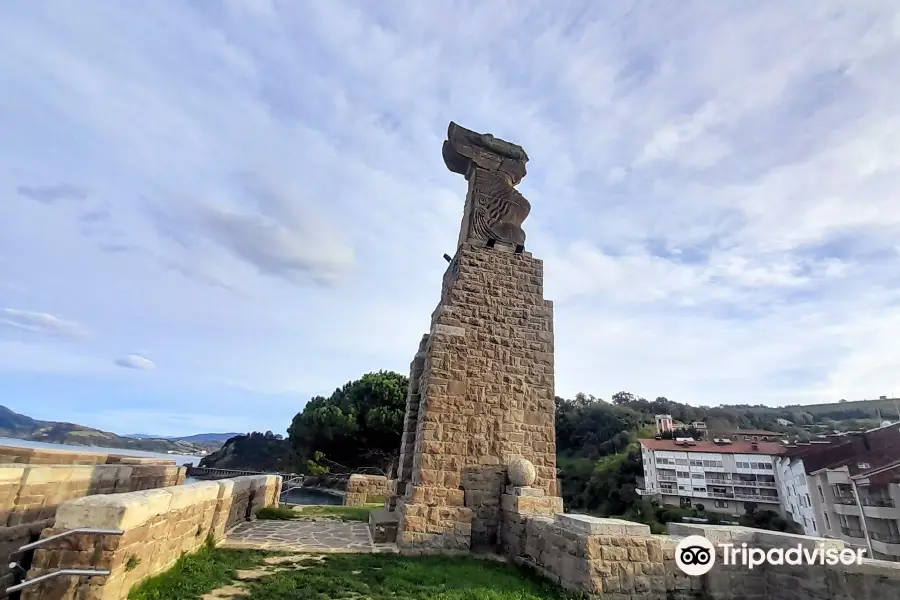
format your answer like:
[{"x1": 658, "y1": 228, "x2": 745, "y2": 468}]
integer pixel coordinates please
[
  {"x1": 1, "y1": 1, "x2": 900, "y2": 433},
  {"x1": 0, "y1": 309, "x2": 89, "y2": 338},
  {"x1": 114, "y1": 354, "x2": 156, "y2": 371}
]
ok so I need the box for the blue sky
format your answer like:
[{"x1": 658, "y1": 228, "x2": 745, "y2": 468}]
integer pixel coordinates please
[{"x1": 2, "y1": 1, "x2": 900, "y2": 437}]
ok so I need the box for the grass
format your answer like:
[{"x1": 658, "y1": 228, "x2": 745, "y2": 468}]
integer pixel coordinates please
[
  {"x1": 128, "y1": 540, "x2": 268, "y2": 600},
  {"x1": 257, "y1": 504, "x2": 377, "y2": 522},
  {"x1": 131, "y1": 546, "x2": 577, "y2": 600}
]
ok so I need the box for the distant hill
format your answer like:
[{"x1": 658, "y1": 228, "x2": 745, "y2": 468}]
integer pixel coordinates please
[
  {"x1": 0, "y1": 405, "x2": 221, "y2": 456},
  {"x1": 199, "y1": 432, "x2": 292, "y2": 471},
  {"x1": 124, "y1": 432, "x2": 243, "y2": 443}
]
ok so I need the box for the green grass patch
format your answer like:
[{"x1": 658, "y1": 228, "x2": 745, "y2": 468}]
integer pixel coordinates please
[
  {"x1": 243, "y1": 553, "x2": 577, "y2": 599},
  {"x1": 133, "y1": 547, "x2": 578, "y2": 600},
  {"x1": 128, "y1": 542, "x2": 268, "y2": 600},
  {"x1": 291, "y1": 505, "x2": 373, "y2": 521},
  {"x1": 257, "y1": 504, "x2": 375, "y2": 521},
  {"x1": 255, "y1": 506, "x2": 299, "y2": 520}
]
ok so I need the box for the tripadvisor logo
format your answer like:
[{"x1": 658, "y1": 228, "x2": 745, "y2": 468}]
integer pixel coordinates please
[
  {"x1": 675, "y1": 535, "x2": 866, "y2": 576},
  {"x1": 675, "y1": 536, "x2": 716, "y2": 576}
]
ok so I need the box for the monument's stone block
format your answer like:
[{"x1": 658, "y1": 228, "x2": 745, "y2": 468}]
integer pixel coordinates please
[{"x1": 389, "y1": 122, "x2": 559, "y2": 553}]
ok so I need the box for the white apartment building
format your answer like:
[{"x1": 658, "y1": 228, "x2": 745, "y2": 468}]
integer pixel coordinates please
[
  {"x1": 773, "y1": 426, "x2": 900, "y2": 562},
  {"x1": 639, "y1": 438, "x2": 785, "y2": 517},
  {"x1": 774, "y1": 449, "x2": 828, "y2": 536}
]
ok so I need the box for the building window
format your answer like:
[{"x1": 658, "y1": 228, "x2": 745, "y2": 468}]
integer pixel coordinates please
[
  {"x1": 812, "y1": 521, "x2": 816, "y2": 532},
  {"x1": 714, "y1": 500, "x2": 728, "y2": 508},
  {"x1": 690, "y1": 460, "x2": 703, "y2": 467},
  {"x1": 675, "y1": 459, "x2": 689, "y2": 466},
  {"x1": 824, "y1": 513, "x2": 830, "y2": 530},
  {"x1": 677, "y1": 471, "x2": 690, "y2": 478},
  {"x1": 818, "y1": 486, "x2": 824, "y2": 501},
  {"x1": 691, "y1": 474, "x2": 704, "y2": 479},
  {"x1": 805, "y1": 493, "x2": 811, "y2": 507}
]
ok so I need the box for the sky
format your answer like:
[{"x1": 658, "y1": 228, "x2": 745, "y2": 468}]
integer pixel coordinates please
[{"x1": 2, "y1": 1, "x2": 900, "y2": 437}]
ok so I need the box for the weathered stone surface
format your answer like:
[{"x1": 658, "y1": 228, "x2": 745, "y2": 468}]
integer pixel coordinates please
[
  {"x1": 388, "y1": 123, "x2": 560, "y2": 553},
  {"x1": 20, "y1": 474, "x2": 281, "y2": 600},
  {"x1": 555, "y1": 514, "x2": 651, "y2": 536},
  {"x1": 442, "y1": 121, "x2": 531, "y2": 249},
  {"x1": 368, "y1": 508, "x2": 399, "y2": 543},
  {"x1": 508, "y1": 457, "x2": 536, "y2": 486},
  {"x1": 345, "y1": 474, "x2": 391, "y2": 506}
]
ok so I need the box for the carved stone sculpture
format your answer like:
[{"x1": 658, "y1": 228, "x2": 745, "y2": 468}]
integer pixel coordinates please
[{"x1": 442, "y1": 122, "x2": 531, "y2": 248}]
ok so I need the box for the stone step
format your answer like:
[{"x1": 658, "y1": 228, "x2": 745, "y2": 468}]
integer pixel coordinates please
[{"x1": 369, "y1": 509, "x2": 399, "y2": 544}]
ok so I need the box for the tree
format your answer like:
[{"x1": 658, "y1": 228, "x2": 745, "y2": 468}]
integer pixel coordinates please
[
  {"x1": 199, "y1": 432, "x2": 292, "y2": 471},
  {"x1": 288, "y1": 370, "x2": 408, "y2": 474}
]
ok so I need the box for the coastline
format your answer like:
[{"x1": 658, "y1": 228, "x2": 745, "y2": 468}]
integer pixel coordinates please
[{"x1": 0, "y1": 436, "x2": 201, "y2": 466}]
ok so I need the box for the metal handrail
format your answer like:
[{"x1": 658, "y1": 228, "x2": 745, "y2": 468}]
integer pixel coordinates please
[
  {"x1": 6, "y1": 568, "x2": 111, "y2": 592},
  {"x1": 18, "y1": 528, "x2": 124, "y2": 552}
]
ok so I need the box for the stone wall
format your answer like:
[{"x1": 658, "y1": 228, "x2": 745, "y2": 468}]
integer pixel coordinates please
[
  {"x1": 669, "y1": 523, "x2": 900, "y2": 600},
  {"x1": 20, "y1": 474, "x2": 281, "y2": 600},
  {"x1": 0, "y1": 444, "x2": 177, "y2": 466},
  {"x1": 345, "y1": 474, "x2": 391, "y2": 506},
  {"x1": 0, "y1": 464, "x2": 185, "y2": 591},
  {"x1": 500, "y1": 497, "x2": 900, "y2": 600},
  {"x1": 392, "y1": 242, "x2": 557, "y2": 552}
]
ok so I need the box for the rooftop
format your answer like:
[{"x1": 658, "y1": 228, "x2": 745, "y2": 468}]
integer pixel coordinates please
[
  {"x1": 639, "y1": 439, "x2": 786, "y2": 455},
  {"x1": 708, "y1": 428, "x2": 781, "y2": 436}
]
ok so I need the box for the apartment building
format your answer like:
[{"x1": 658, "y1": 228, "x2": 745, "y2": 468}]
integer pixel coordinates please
[
  {"x1": 773, "y1": 423, "x2": 900, "y2": 562},
  {"x1": 638, "y1": 437, "x2": 786, "y2": 517}
]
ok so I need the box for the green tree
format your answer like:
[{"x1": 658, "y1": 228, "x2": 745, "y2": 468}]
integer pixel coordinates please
[{"x1": 288, "y1": 370, "x2": 408, "y2": 474}]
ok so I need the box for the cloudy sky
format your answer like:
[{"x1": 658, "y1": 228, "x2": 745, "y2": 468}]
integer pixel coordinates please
[{"x1": 2, "y1": 1, "x2": 900, "y2": 437}]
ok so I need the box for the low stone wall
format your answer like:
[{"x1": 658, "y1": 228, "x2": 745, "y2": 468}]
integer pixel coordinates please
[
  {"x1": 669, "y1": 522, "x2": 900, "y2": 600},
  {"x1": 500, "y1": 492, "x2": 900, "y2": 600},
  {"x1": 20, "y1": 474, "x2": 281, "y2": 600},
  {"x1": 345, "y1": 474, "x2": 391, "y2": 506},
  {"x1": 0, "y1": 464, "x2": 185, "y2": 591},
  {"x1": 0, "y1": 444, "x2": 177, "y2": 466}
]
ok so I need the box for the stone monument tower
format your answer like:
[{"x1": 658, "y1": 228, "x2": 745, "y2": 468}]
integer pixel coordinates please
[{"x1": 385, "y1": 122, "x2": 559, "y2": 552}]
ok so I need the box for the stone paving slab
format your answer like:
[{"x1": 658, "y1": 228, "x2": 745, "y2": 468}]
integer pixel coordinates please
[{"x1": 223, "y1": 520, "x2": 397, "y2": 553}]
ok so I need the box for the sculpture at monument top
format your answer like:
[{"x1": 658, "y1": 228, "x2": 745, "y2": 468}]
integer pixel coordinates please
[{"x1": 442, "y1": 121, "x2": 531, "y2": 248}]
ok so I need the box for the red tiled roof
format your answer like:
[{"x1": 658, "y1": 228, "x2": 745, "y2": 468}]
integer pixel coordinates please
[
  {"x1": 798, "y1": 427, "x2": 900, "y2": 475},
  {"x1": 862, "y1": 464, "x2": 900, "y2": 485},
  {"x1": 639, "y1": 439, "x2": 786, "y2": 455}
]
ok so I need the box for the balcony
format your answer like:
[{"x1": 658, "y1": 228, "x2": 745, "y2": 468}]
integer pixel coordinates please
[
  {"x1": 864, "y1": 497, "x2": 896, "y2": 508},
  {"x1": 709, "y1": 491, "x2": 735, "y2": 498},
  {"x1": 834, "y1": 494, "x2": 857, "y2": 505},
  {"x1": 841, "y1": 526, "x2": 865, "y2": 539},
  {"x1": 733, "y1": 492, "x2": 779, "y2": 503},
  {"x1": 871, "y1": 532, "x2": 900, "y2": 558},
  {"x1": 658, "y1": 475, "x2": 677, "y2": 482},
  {"x1": 871, "y1": 532, "x2": 900, "y2": 544}
]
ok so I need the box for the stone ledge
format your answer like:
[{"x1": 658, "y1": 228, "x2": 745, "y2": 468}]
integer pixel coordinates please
[
  {"x1": 505, "y1": 486, "x2": 544, "y2": 497},
  {"x1": 554, "y1": 513, "x2": 651, "y2": 536},
  {"x1": 55, "y1": 488, "x2": 173, "y2": 530}
]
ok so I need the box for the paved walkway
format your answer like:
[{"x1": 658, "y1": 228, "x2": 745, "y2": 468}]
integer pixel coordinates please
[{"x1": 224, "y1": 520, "x2": 395, "y2": 553}]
